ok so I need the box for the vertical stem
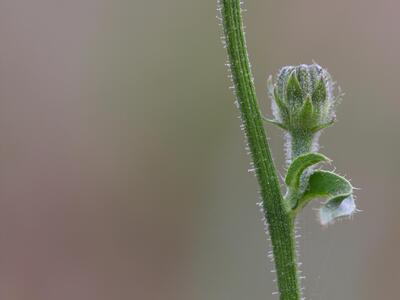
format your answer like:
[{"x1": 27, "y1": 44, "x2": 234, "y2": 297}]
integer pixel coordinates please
[{"x1": 219, "y1": 1, "x2": 301, "y2": 299}]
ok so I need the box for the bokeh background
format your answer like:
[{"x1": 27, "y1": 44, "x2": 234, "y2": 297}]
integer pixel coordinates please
[{"x1": 0, "y1": 0, "x2": 398, "y2": 299}]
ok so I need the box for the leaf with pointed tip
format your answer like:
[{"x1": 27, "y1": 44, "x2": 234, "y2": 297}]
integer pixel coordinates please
[
  {"x1": 261, "y1": 116, "x2": 288, "y2": 130},
  {"x1": 298, "y1": 170, "x2": 356, "y2": 225},
  {"x1": 298, "y1": 96, "x2": 315, "y2": 128},
  {"x1": 312, "y1": 77, "x2": 327, "y2": 104},
  {"x1": 286, "y1": 71, "x2": 303, "y2": 108},
  {"x1": 311, "y1": 118, "x2": 336, "y2": 133},
  {"x1": 273, "y1": 87, "x2": 288, "y2": 114},
  {"x1": 269, "y1": 86, "x2": 289, "y2": 125},
  {"x1": 285, "y1": 153, "x2": 329, "y2": 193}
]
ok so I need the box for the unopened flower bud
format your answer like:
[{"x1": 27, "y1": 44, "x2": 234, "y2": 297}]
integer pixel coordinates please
[{"x1": 267, "y1": 64, "x2": 337, "y2": 133}]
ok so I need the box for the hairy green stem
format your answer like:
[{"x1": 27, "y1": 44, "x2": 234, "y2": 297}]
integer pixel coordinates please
[
  {"x1": 289, "y1": 130, "x2": 315, "y2": 161},
  {"x1": 219, "y1": 1, "x2": 301, "y2": 299}
]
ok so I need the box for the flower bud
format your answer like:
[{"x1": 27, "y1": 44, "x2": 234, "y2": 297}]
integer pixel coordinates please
[{"x1": 267, "y1": 64, "x2": 337, "y2": 133}]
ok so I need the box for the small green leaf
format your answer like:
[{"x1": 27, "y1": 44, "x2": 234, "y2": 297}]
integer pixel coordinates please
[
  {"x1": 286, "y1": 71, "x2": 303, "y2": 107},
  {"x1": 311, "y1": 77, "x2": 327, "y2": 104},
  {"x1": 298, "y1": 96, "x2": 315, "y2": 128},
  {"x1": 261, "y1": 115, "x2": 288, "y2": 130},
  {"x1": 285, "y1": 153, "x2": 329, "y2": 193},
  {"x1": 273, "y1": 86, "x2": 289, "y2": 116},
  {"x1": 299, "y1": 170, "x2": 355, "y2": 225},
  {"x1": 304, "y1": 171, "x2": 352, "y2": 198},
  {"x1": 311, "y1": 118, "x2": 336, "y2": 133}
]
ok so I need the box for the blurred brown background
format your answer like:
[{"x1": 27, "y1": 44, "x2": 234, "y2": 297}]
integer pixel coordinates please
[{"x1": 0, "y1": 0, "x2": 398, "y2": 299}]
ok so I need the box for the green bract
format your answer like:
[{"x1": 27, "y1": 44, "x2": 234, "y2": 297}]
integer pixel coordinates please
[
  {"x1": 285, "y1": 153, "x2": 356, "y2": 225},
  {"x1": 267, "y1": 64, "x2": 337, "y2": 133}
]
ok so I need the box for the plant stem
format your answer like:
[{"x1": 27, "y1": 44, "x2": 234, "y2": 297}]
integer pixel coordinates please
[
  {"x1": 219, "y1": 1, "x2": 301, "y2": 299},
  {"x1": 287, "y1": 130, "x2": 320, "y2": 161},
  {"x1": 289, "y1": 130, "x2": 314, "y2": 161}
]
